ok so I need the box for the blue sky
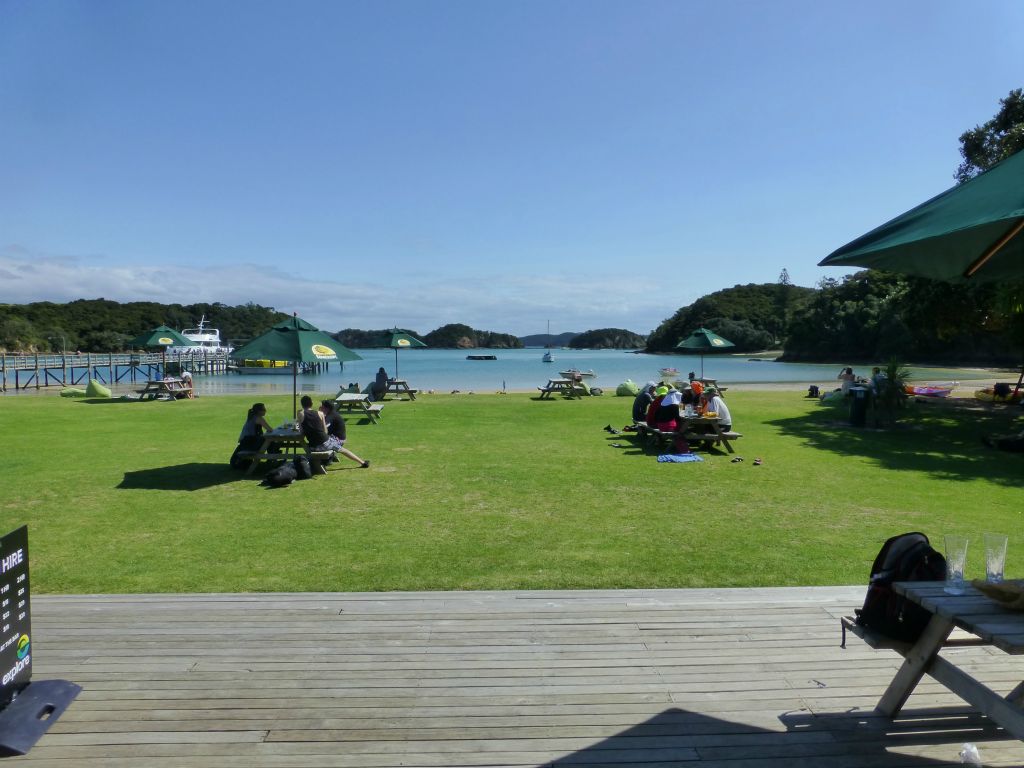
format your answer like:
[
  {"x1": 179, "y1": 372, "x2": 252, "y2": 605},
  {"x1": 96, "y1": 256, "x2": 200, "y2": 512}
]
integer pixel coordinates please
[{"x1": 1, "y1": 1, "x2": 1022, "y2": 336}]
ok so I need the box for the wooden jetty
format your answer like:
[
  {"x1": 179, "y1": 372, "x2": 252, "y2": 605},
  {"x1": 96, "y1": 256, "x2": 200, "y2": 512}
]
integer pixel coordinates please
[
  {"x1": 0, "y1": 352, "x2": 231, "y2": 392},
  {"x1": 20, "y1": 587, "x2": 1024, "y2": 766}
]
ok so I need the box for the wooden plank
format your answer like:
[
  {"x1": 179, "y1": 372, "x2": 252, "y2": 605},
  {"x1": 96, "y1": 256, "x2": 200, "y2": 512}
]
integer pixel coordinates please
[{"x1": 13, "y1": 588, "x2": 1024, "y2": 767}]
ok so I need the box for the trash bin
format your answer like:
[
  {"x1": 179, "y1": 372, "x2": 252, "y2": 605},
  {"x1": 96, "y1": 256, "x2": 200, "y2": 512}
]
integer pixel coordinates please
[{"x1": 849, "y1": 386, "x2": 868, "y2": 427}]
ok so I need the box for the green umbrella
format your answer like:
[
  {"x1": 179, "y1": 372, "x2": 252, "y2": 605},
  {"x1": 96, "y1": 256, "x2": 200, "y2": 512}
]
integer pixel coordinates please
[
  {"x1": 127, "y1": 325, "x2": 193, "y2": 375},
  {"x1": 128, "y1": 325, "x2": 192, "y2": 349},
  {"x1": 382, "y1": 329, "x2": 426, "y2": 379},
  {"x1": 675, "y1": 327, "x2": 735, "y2": 379},
  {"x1": 819, "y1": 149, "x2": 1024, "y2": 282},
  {"x1": 231, "y1": 315, "x2": 362, "y2": 415}
]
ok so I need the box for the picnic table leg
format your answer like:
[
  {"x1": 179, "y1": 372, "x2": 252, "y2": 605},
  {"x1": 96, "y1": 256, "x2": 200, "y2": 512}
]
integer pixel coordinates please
[
  {"x1": 245, "y1": 437, "x2": 274, "y2": 476},
  {"x1": 876, "y1": 614, "x2": 955, "y2": 717}
]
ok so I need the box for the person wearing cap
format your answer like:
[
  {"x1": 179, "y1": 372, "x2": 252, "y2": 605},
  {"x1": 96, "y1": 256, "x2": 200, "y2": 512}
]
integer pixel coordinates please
[
  {"x1": 654, "y1": 388, "x2": 690, "y2": 453},
  {"x1": 631, "y1": 381, "x2": 657, "y2": 424},
  {"x1": 700, "y1": 387, "x2": 733, "y2": 432},
  {"x1": 646, "y1": 385, "x2": 669, "y2": 425}
]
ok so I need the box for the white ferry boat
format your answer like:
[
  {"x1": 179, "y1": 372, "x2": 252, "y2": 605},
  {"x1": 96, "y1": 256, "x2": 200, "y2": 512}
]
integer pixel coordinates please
[{"x1": 172, "y1": 316, "x2": 233, "y2": 355}]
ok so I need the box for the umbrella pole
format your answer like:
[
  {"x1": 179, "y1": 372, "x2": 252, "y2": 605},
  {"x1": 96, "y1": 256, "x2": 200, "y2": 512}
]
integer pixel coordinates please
[
  {"x1": 964, "y1": 219, "x2": 1024, "y2": 278},
  {"x1": 293, "y1": 362, "x2": 298, "y2": 419},
  {"x1": 394, "y1": 347, "x2": 399, "y2": 379}
]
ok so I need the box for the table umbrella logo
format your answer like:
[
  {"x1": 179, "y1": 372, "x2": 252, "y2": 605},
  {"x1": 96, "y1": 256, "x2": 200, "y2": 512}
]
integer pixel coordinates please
[
  {"x1": 158, "y1": 337, "x2": 174, "y2": 345},
  {"x1": 396, "y1": 339, "x2": 411, "y2": 347},
  {"x1": 310, "y1": 344, "x2": 337, "y2": 360},
  {"x1": 16, "y1": 634, "x2": 29, "y2": 659},
  {"x1": 711, "y1": 339, "x2": 726, "y2": 346}
]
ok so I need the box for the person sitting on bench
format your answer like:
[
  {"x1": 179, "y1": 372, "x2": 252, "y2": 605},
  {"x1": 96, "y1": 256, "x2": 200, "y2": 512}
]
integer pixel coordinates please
[
  {"x1": 320, "y1": 400, "x2": 371, "y2": 468},
  {"x1": 230, "y1": 402, "x2": 272, "y2": 469}
]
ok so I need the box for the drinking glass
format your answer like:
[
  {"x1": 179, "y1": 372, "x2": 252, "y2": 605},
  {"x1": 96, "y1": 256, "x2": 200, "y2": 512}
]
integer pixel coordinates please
[
  {"x1": 944, "y1": 535, "x2": 969, "y2": 595},
  {"x1": 984, "y1": 532, "x2": 1008, "y2": 583}
]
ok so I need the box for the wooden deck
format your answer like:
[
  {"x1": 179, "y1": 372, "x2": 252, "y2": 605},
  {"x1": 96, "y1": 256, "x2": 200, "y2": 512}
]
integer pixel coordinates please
[{"x1": 13, "y1": 587, "x2": 1024, "y2": 766}]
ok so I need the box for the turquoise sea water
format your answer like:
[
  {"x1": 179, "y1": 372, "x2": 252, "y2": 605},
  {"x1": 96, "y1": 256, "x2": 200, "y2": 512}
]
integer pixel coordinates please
[{"x1": 184, "y1": 348, "x2": 997, "y2": 397}]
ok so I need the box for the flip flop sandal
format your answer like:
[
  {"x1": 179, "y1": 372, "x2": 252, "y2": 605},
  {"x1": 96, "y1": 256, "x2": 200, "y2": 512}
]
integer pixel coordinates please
[
  {"x1": 730, "y1": 457, "x2": 744, "y2": 463},
  {"x1": 753, "y1": 458, "x2": 763, "y2": 466},
  {"x1": 610, "y1": 443, "x2": 624, "y2": 448}
]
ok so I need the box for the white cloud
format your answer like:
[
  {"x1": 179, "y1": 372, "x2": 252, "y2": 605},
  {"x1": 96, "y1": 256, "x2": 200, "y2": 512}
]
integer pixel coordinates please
[{"x1": 1, "y1": 246, "x2": 690, "y2": 336}]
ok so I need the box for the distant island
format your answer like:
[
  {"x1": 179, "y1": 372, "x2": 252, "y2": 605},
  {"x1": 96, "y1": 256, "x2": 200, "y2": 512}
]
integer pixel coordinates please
[{"x1": 2, "y1": 274, "x2": 1021, "y2": 366}]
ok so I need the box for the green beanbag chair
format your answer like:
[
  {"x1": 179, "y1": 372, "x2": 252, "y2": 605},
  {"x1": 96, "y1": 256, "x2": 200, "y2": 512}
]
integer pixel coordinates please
[
  {"x1": 616, "y1": 379, "x2": 640, "y2": 397},
  {"x1": 85, "y1": 379, "x2": 112, "y2": 398},
  {"x1": 60, "y1": 387, "x2": 88, "y2": 398}
]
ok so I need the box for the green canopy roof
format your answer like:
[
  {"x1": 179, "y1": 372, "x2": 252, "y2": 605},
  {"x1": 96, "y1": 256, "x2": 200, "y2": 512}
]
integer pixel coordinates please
[
  {"x1": 675, "y1": 327, "x2": 735, "y2": 352},
  {"x1": 819, "y1": 149, "x2": 1024, "y2": 282}
]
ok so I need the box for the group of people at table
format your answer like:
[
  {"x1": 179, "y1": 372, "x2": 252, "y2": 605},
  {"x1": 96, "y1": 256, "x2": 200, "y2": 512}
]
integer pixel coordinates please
[
  {"x1": 230, "y1": 396, "x2": 370, "y2": 471},
  {"x1": 630, "y1": 379, "x2": 732, "y2": 453}
]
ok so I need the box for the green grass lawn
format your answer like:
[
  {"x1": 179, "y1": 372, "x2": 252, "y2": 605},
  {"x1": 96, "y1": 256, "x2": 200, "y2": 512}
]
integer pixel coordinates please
[{"x1": 2, "y1": 389, "x2": 1021, "y2": 593}]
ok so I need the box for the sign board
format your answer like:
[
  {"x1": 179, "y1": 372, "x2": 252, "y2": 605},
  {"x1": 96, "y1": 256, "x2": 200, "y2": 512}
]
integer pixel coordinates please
[{"x1": 0, "y1": 526, "x2": 30, "y2": 709}]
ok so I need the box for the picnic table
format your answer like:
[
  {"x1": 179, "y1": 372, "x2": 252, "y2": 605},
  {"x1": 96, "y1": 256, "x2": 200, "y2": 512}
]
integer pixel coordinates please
[
  {"x1": 382, "y1": 379, "x2": 417, "y2": 400},
  {"x1": 333, "y1": 392, "x2": 383, "y2": 424},
  {"x1": 842, "y1": 581, "x2": 1024, "y2": 740},
  {"x1": 537, "y1": 378, "x2": 586, "y2": 399},
  {"x1": 243, "y1": 425, "x2": 333, "y2": 476},
  {"x1": 137, "y1": 378, "x2": 193, "y2": 400},
  {"x1": 636, "y1": 414, "x2": 742, "y2": 453}
]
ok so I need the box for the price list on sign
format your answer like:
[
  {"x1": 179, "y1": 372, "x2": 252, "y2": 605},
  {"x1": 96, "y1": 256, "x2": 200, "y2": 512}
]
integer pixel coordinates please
[{"x1": 0, "y1": 526, "x2": 30, "y2": 708}]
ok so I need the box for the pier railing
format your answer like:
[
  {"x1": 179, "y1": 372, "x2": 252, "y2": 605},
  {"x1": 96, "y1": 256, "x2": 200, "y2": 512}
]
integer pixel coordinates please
[{"x1": 0, "y1": 351, "x2": 232, "y2": 391}]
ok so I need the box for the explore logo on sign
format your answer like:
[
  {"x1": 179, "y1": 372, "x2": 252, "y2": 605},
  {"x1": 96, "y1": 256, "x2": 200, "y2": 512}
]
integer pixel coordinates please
[
  {"x1": 310, "y1": 344, "x2": 337, "y2": 361},
  {"x1": 1, "y1": 526, "x2": 32, "y2": 705}
]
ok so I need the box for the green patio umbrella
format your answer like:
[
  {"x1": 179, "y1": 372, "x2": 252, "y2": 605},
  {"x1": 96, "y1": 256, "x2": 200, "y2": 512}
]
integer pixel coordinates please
[
  {"x1": 231, "y1": 315, "x2": 362, "y2": 415},
  {"x1": 819, "y1": 148, "x2": 1024, "y2": 282},
  {"x1": 128, "y1": 325, "x2": 192, "y2": 349},
  {"x1": 675, "y1": 327, "x2": 735, "y2": 379},
  {"x1": 127, "y1": 325, "x2": 193, "y2": 373},
  {"x1": 382, "y1": 329, "x2": 426, "y2": 379}
]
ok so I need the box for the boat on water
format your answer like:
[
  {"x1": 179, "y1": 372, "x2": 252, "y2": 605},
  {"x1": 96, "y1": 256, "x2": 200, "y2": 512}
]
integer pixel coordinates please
[
  {"x1": 905, "y1": 383, "x2": 955, "y2": 398},
  {"x1": 171, "y1": 316, "x2": 233, "y2": 355},
  {"x1": 542, "y1": 320, "x2": 555, "y2": 362},
  {"x1": 658, "y1": 367, "x2": 681, "y2": 380},
  {"x1": 233, "y1": 359, "x2": 294, "y2": 375},
  {"x1": 559, "y1": 368, "x2": 596, "y2": 379},
  {"x1": 466, "y1": 354, "x2": 497, "y2": 361}
]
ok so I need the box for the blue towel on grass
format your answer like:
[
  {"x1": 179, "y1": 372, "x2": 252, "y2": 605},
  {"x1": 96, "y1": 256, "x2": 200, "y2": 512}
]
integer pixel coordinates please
[{"x1": 657, "y1": 453, "x2": 703, "y2": 463}]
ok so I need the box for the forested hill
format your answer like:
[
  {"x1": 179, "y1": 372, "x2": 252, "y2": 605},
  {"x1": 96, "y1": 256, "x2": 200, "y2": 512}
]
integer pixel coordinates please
[
  {"x1": 646, "y1": 282, "x2": 815, "y2": 353},
  {"x1": 0, "y1": 299, "x2": 287, "y2": 353},
  {"x1": 569, "y1": 328, "x2": 646, "y2": 349}
]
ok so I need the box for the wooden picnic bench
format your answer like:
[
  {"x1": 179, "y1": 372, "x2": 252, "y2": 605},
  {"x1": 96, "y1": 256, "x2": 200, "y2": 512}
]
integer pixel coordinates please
[
  {"x1": 242, "y1": 427, "x2": 337, "y2": 476},
  {"x1": 333, "y1": 392, "x2": 384, "y2": 423},
  {"x1": 841, "y1": 580, "x2": 1024, "y2": 740},
  {"x1": 537, "y1": 378, "x2": 586, "y2": 399},
  {"x1": 634, "y1": 419, "x2": 742, "y2": 453},
  {"x1": 136, "y1": 378, "x2": 193, "y2": 401}
]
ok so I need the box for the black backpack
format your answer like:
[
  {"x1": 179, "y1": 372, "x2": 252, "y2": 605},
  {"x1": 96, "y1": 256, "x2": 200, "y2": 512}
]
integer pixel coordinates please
[
  {"x1": 293, "y1": 456, "x2": 312, "y2": 480},
  {"x1": 262, "y1": 463, "x2": 298, "y2": 488},
  {"x1": 854, "y1": 532, "x2": 946, "y2": 642}
]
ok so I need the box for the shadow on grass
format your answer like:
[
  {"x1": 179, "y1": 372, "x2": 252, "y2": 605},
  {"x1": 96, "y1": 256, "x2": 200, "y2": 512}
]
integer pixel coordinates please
[
  {"x1": 118, "y1": 463, "x2": 244, "y2": 491},
  {"x1": 767, "y1": 402, "x2": 1024, "y2": 488},
  {"x1": 546, "y1": 706, "x2": 1001, "y2": 765},
  {"x1": 75, "y1": 398, "x2": 178, "y2": 405}
]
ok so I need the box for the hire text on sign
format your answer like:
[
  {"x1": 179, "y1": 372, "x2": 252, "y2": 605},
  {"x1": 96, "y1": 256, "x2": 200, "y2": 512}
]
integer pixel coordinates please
[{"x1": 0, "y1": 526, "x2": 31, "y2": 708}]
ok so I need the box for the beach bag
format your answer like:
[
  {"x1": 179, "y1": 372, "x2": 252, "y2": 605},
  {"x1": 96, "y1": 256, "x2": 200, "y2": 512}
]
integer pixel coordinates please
[
  {"x1": 293, "y1": 456, "x2": 312, "y2": 480},
  {"x1": 262, "y1": 463, "x2": 297, "y2": 488},
  {"x1": 854, "y1": 532, "x2": 946, "y2": 642}
]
